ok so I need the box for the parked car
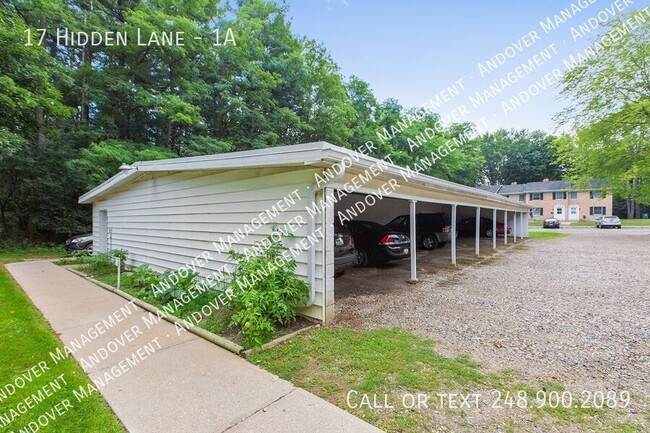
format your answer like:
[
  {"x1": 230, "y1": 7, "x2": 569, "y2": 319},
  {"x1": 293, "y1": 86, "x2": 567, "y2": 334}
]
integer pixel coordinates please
[
  {"x1": 598, "y1": 215, "x2": 621, "y2": 229},
  {"x1": 334, "y1": 223, "x2": 357, "y2": 276},
  {"x1": 385, "y1": 213, "x2": 451, "y2": 249},
  {"x1": 65, "y1": 233, "x2": 93, "y2": 254},
  {"x1": 344, "y1": 220, "x2": 410, "y2": 267},
  {"x1": 543, "y1": 218, "x2": 561, "y2": 229},
  {"x1": 458, "y1": 217, "x2": 511, "y2": 237},
  {"x1": 594, "y1": 216, "x2": 603, "y2": 228}
]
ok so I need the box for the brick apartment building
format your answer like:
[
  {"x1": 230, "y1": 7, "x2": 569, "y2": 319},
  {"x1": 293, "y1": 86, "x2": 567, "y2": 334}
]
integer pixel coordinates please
[{"x1": 477, "y1": 179, "x2": 613, "y2": 221}]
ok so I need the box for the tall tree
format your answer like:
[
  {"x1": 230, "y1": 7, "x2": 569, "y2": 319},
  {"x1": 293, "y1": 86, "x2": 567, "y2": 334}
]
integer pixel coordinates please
[
  {"x1": 556, "y1": 8, "x2": 650, "y2": 216},
  {"x1": 478, "y1": 129, "x2": 563, "y2": 185}
]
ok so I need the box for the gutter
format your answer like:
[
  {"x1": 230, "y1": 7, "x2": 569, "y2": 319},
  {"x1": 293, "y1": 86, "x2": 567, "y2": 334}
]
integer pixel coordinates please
[{"x1": 305, "y1": 164, "x2": 346, "y2": 313}]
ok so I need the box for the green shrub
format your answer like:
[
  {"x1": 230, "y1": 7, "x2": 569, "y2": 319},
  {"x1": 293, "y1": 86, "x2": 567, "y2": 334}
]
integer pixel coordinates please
[
  {"x1": 123, "y1": 265, "x2": 159, "y2": 290},
  {"x1": 155, "y1": 270, "x2": 199, "y2": 304},
  {"x1": 81, "y1": 252, "x2": 114, "y2": 274},
  {"x1": 80, "y1": 249, "x2": 128, "y2": 275},
  {"x1": 227, "y1": 230, "x2": 309, "y2": 348}
]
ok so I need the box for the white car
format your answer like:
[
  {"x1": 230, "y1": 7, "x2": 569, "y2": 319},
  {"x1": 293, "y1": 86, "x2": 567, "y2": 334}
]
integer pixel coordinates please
[{"x1": 598, "y1": 215, "x2": 622, "y2": 229}]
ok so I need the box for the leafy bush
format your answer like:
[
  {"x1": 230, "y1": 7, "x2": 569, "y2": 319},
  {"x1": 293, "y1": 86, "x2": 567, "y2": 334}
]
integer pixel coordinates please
[
  {"x1": 227, "y1": 230, "x2": 309, "y2": 348},
  {"x1": 123, "y1": 265, "x2": 159, "y2": 291},
  {"x1": 155, "y1": 270, "x2": 199, "y2": 304},
  {"x1": 80, "y1": 249, "x2": 128, "y2": 274},
  {"x1": 81, "y1": 252, "x2": 114, "y2": 274},
  {"x1": 110, "y1": 249, "x2": 128, "y2": 270}
]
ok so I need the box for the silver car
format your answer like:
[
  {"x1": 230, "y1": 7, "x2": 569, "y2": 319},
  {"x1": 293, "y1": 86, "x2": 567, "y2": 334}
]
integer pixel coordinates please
[{"x1": 598, "y1": 215, "x2": 621, "y2": 229}]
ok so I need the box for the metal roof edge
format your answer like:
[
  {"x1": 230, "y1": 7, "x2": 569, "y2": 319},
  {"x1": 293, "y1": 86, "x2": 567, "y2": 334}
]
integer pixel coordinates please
[{"x1": 78, "y1": 141, "x2": 532, "y2": 211}]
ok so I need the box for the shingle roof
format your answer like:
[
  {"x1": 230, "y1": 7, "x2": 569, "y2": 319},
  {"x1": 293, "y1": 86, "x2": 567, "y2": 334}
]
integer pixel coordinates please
[
  {"x1": 499, "y1": 184, "x2": 527, "y2": 194},
  {"x1": 475, "y1": 185, "x2": 502, "y2": 193}
]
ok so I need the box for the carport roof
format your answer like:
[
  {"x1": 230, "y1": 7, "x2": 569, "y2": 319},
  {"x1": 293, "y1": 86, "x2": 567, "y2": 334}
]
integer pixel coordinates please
[{"x1": 79, "y1": 141, "x2": 532, "y2": 211}]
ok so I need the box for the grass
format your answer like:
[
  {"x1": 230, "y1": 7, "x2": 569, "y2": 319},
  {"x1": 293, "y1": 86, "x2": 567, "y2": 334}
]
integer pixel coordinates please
[
  {"x1": 529, "y1": 219, "x2": 650, "y2": 227},
  {"x1": 86, "y1": 269, "x2": 233, "y2": 336},
  {"x1": 0, "y1": 247, "x2": 126, "y2": 433},
  {"x1": 251, "y1": 327, "x2": 646, "y2": 433},
  {"x1": 527, "y1": 231, "x2": 568, "y2": 239}
]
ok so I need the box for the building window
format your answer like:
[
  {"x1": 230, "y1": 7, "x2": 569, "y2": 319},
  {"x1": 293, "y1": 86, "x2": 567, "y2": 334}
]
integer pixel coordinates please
[
  {"x1": 555, "y1": 206, "x2": 563, "y2": 215},
  {"x1": 569, "y1": 191, "x2": 578, "y2": 199},
  {"x1": 590, "y1": 191, "x2": 602, "y2": 199},
  {"x1": 590, "y1": 206, "x2": 606, "y2": 215},
  {"x1": 530, "y1": 192, "x2": 543, "y2": 200},
  {"x1": 530, "y1": 207, "x2": 543, "y2": 217},
  {"x1": 553, "y1": 191, "x2": 566, "y2": 200},
  {"x1": 518, "y1": 193, "x2": 525, "y2": 202}
]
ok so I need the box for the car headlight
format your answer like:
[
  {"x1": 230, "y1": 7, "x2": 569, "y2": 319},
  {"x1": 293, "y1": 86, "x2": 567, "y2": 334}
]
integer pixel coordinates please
[{"x1": 71, "y1": 236, "x2": 91, "y2": 244}]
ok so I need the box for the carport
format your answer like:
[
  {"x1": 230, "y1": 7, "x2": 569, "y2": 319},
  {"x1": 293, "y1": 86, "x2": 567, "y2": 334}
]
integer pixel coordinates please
[
  {"x1": 322, "y1": 154, "x2": 532, "y2": 286},
  {"x1": 80, "y1": 141, "x2": 532, "y2": 325}
]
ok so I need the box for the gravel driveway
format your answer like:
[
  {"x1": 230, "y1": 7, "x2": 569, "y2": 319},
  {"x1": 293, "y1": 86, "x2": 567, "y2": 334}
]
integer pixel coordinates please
[{"x1": 335, "y1": 228, "x2": 650, "y2": 398}]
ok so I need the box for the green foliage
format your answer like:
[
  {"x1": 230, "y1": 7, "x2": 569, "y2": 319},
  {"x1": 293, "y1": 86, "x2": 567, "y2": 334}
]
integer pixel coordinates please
[
  {"x1": 155, "y1": 270, "x2": 199, "y2": 304},
  {"x1": 1, "y1": 0, "x2": 585, "y2": 241},
  {"x1": 80, "y1": 252, "x2": 114, "y2": 274},
  {"x1": 0, "y1": 253, "x2": 125, "y2": 432},
  {"x1": 70, "y1": 140, "x2": 177, "y2": 191},
  {"x1": 227, "y1": 231, "x2": 309, "y2": 348},
  {"x1": 80, "y1": 249, "x2": 127, "y2": 274},
  {"x1": 479, "y1": 129, "x2": 563, "y2": 185},
  {"x1": 123, "y1": 265, "x2": 160, "y2": 291},
  {"x1": 557, "y1": 9, "x2": 650, "y2": 209}
]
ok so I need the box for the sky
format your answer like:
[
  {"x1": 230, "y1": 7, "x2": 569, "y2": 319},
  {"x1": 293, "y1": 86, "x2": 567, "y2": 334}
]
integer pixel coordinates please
[{"x1": 284, "y1": 0, "x2": 650, "y2": 133}]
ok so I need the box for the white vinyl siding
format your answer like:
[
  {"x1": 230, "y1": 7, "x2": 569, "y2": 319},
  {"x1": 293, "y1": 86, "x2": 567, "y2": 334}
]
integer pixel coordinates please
[{"x1": 92, "y1": 166, "x2": 328, "y2": 321}]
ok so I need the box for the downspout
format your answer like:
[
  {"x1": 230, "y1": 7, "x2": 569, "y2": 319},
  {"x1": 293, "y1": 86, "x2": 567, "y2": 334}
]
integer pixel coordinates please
[{"x1": 305, "y1": 164, "x2": 346, "y2": 313}]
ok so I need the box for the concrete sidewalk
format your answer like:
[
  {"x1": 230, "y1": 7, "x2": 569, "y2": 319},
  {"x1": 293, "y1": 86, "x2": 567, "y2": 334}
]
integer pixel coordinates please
[{"x1": 6, "y1": 261, "x2": 382, "y2": 433}]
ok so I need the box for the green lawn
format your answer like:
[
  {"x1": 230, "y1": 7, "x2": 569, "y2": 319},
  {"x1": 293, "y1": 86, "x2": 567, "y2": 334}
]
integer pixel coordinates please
[
  {"x1": 251, "y1": 328, "x2": 645, "y2": 433},
  {"x1": 0, "y1": 247, "x2": 125, "y2": 433},
  {"x1": 529, "y1": 219, "x2": 650, "y2": 227},
  {"x1": 527, "y1": 231, "x2": 568, "y2": 239}
]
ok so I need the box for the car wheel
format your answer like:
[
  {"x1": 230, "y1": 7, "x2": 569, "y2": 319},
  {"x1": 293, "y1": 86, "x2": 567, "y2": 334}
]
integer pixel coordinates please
[
  {"x1": 421, "y1": 235, "x2": 438, "y2": 250},
  {"x1": 485, "y1": 229, "x2": 493, "y2": 237},
  {"x1": 84, "y1": 244, "x2": 93, "y2": 255},
  {"x1": 355, "y1": 249, "x2": 369, "y2": 268}
]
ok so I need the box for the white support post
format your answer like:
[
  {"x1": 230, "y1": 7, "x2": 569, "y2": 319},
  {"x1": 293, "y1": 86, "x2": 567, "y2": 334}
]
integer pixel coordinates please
[
  {"x1": 475, "y1": 207, "x2": 481, "y2": 256},
  {"x1": 504, "y1": 210, "x2": 508, "y2": 245},
  {"x1": 409, "y1": 200, "x2": 417, "y2": 283},
  {"x1": 523, "y1": 212, "x2": 529, "y2": 238},
  {"x1": 492, "y1": 209, "x2": 497, "y2": 250},
  {"x1": 451, "y1": 204, "x2": 457, "y2": 265},
  {"x1": 514, "y1": 212, "x2": 518, "y2": 242}
]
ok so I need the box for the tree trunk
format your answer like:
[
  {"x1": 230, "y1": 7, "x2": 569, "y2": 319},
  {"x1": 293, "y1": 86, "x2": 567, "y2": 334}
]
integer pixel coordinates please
[
  {"x1": 0, "y1": 201, "x2": 6, "y2": 233},
  {"x1": 80, "y1": 33, "x2": 92, "y2": 123},
  {"x1": 35, "y1": 107, "x2": 46, "y2": 152},
  {"x1": 626, "y1": 199, "x2": 633, "y2": 219}
]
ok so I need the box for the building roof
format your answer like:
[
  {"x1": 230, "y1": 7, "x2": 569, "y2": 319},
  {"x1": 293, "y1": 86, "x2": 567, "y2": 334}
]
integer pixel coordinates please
[
  {"x1": 475, "y1": 185, "x2": 502, "y2": 194},
  {"x1": 477, "y1": 179, "x2": 608, "y2": 195},
  {"x1": 79, "y1": 141, "x2": 532, "y2": 211}
]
